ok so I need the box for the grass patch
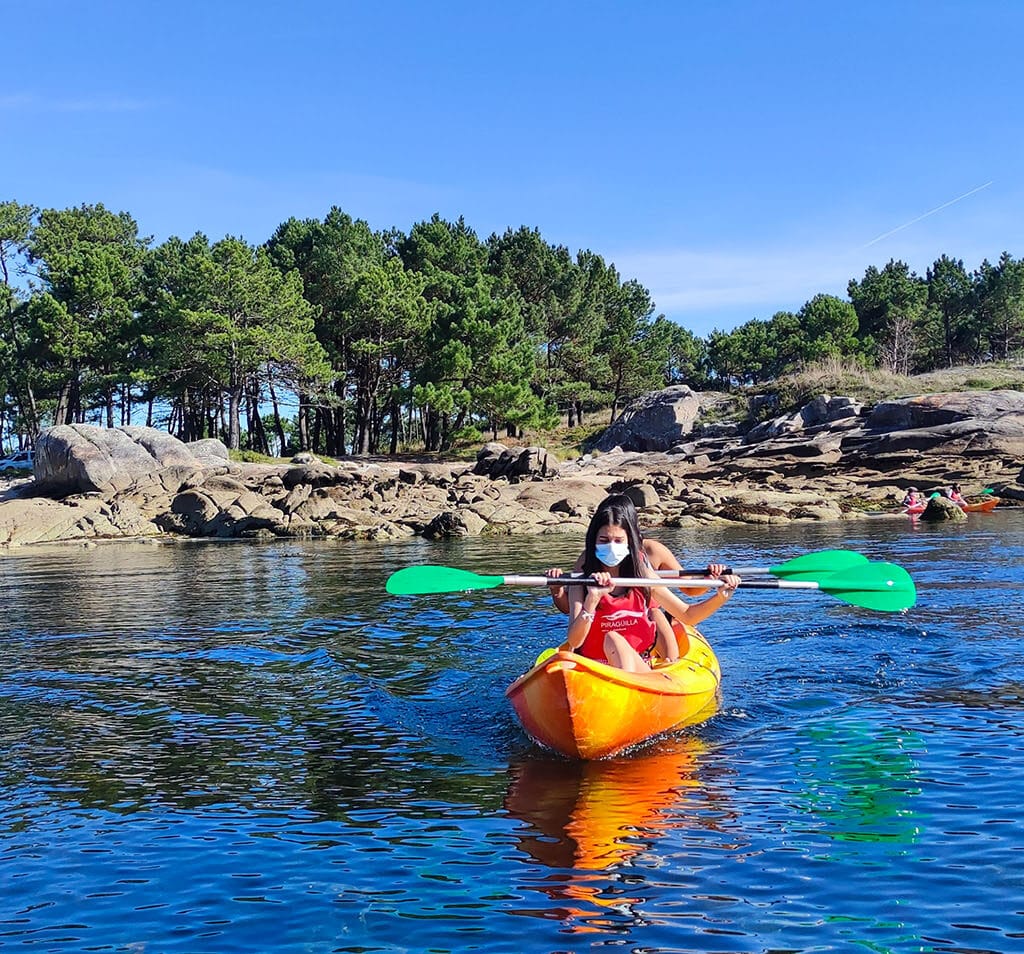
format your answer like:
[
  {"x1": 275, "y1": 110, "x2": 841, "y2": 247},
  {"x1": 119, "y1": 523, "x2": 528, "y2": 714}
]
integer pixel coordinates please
[
  {"x1": 762, "y1": 357, "x2": 913, "y2": 408},
  {"x1": 760, "y1": 358, "x2": 1024, "y2": 413},
  {"x1": 229, "y1": 449, "x2": 341, "y2": 465},
  {"x1": 230, "y1": 450, "x2": 279, "y2": 464}
]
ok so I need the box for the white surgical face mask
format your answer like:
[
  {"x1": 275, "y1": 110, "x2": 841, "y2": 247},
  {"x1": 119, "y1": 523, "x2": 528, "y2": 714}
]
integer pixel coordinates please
[{"x1": 595, "y1": 541, "x2": 630, "y2": 567}]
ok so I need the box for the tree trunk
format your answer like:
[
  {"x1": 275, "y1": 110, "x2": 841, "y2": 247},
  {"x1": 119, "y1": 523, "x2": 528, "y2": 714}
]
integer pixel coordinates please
[
  {"x1": 268, "y1": 378, "x2": 287, "y2": 457},
  {"x1": 422, "y1": 406, "x2": 439, "y2": 452},
  {"x1": 355, "y1": 383, "x2": 374, "y2": 456},
  {"x1": 389, "y1": 396, "x2": 401, "y2": 454},
  {"x1": 55, "y1": 369, "x2": 79, "y2": 426},
  {"x1": 334, "y1": 381, "x2": 347, "y2": 456},
  {"x1": 305, "y1": 401, "x2": 317, "y2": 452},
  {"x1": 227, "y1": 373, "x2": 242, "y2": 451},
  {"x1": 252, "y1": 406, "x2": 270, "y2": 455},
  {"x1": 297, "y1": 398, "x2": 311, "y2": 452}
]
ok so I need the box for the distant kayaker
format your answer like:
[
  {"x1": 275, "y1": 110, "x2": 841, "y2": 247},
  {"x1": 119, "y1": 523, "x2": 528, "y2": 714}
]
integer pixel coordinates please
[
  {"x1": 947, "y1": 484, "x2": 967, "y2": 507},
  {"x1": 902, "y1": 487, "x2": 921, "y2": 510},
  {"x1": 557, "y1": 495, "x2": 740, "y2": 673}
]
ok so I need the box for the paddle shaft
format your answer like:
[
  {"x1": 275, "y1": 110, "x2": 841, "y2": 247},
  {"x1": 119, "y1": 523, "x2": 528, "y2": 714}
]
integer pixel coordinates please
[
  {"x1": 510, "y1": 575, "x2": 721, "y2": 588},
  {"x1": 514, "y1": 575, "x2": 823, "y2": 591},
  {"x1": 669, "y1": 549, "x2": 869, "y2": 578},
  {"x1": 672, "y1": 567, "x2": 766, "y2": 576}
]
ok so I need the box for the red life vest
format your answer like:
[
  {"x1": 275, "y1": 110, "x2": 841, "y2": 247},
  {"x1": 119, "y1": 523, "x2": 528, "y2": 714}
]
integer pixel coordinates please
[{"x1": 577, "y1": 586, "x2": 657, "y2": 662}]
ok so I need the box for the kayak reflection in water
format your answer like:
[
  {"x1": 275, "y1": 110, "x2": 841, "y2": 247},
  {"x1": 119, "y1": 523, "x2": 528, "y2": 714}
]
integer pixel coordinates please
[
  {"x1": 504, "y1": 738, "x2": 713, "y2": 870},
  {"x1": 503, "y1": 739, "x2": 734, "y2": 930},
  {"x1": 547, "y1": 495, "x2": 739, "y2": 673}
]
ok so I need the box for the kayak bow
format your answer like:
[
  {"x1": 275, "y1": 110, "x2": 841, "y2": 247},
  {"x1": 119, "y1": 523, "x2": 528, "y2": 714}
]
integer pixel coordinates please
[{"x1": 964, "y1": 497, "x2": 999, "y2": 513}]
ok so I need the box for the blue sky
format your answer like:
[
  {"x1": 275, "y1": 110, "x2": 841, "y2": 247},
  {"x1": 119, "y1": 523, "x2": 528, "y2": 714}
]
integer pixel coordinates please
[{"x1": 4, "y1": 0, "x2": 1022, "y2": 335}]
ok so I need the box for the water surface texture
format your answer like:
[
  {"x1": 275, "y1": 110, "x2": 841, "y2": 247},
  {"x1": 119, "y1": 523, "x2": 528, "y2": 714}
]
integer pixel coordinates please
[{"x1": 2, "y1": 515, "x2": 1024, "y2": 952}]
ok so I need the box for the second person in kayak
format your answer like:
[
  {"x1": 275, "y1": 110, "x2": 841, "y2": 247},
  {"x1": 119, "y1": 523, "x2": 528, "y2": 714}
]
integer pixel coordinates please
[{"x1": 563, "y1": 494, "x2": 739, "y2": 673}]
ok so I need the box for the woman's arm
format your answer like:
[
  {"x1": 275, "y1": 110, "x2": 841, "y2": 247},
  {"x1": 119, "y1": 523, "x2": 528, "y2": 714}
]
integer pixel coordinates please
[
  {"x1": 676, "y1": 573, "x2": 740, "y2": 625},
  {"x1": 547, "y1": 554, "x2": 586, "y2": 615},
  {"x1": 652, "y1": 607, "x2": 679, "y2": 662},
  {"x1": 566, "y1": 575, "x2": 609, "y2": 648},
  {"x1": 546, "y1": 568, "x2": 570, "y2": 614},
  {"x1": 644, "y1": 539, "x2": 708, "y2": 596}
]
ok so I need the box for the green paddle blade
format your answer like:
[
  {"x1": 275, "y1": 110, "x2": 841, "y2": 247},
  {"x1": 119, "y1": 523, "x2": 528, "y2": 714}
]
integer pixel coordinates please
[
  {"x1": 386, "y1": 565, "x2": 504, "y2": 595},
  {"x1": 818, "y1": 562, "x2": 916, "y2": 612},
  {"x1": 769, "y1": 549, "x2": 869, "y2": 581}
]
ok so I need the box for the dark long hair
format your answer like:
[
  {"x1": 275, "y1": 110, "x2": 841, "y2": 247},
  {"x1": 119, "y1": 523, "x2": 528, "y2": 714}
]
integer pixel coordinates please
[{"x1": 581, "y1": 494, "x2": 646, "y2": 580}]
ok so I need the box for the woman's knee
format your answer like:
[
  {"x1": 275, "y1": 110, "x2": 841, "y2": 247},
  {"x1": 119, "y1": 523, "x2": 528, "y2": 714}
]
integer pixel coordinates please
[{"x1": 604, "y1": 632, "x2": 649, "y2": 672}]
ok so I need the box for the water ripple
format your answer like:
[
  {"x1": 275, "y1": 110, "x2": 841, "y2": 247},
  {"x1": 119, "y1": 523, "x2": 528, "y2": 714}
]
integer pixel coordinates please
[{"x1": 2, "y1": 519, "x2": 1024, "y2": 950}]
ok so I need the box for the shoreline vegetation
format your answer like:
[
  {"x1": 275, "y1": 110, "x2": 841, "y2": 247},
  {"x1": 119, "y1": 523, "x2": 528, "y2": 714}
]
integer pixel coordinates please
[{"x1": 2, "y1": 199, "x2": 1024, "y2": 463}]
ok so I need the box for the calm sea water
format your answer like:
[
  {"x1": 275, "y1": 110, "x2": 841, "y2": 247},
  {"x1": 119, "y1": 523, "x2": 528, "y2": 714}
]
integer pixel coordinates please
[{"x1": 2, "y1": 511, "x2": 1024, "y2": 953}]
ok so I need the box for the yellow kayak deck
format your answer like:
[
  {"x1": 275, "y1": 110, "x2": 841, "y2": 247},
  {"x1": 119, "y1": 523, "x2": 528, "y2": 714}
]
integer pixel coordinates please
[{"x1": 505, "y1": 624, "x2": 721, "y2": 759}]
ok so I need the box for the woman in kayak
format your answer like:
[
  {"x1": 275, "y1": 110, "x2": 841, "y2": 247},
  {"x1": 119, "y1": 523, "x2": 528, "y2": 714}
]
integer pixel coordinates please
[
  {"x1": 559, "y1": 495, "x2": 739, "y2": 673},
  {"x1": 546, "y1": 495, "x2": 734, "y2": 619},
  {"x1": 947, "y1": 483, "x2": 967, "y2": 507},
  {"x1": 902, "y1": 487, "x2": 922, "y2": 510}
]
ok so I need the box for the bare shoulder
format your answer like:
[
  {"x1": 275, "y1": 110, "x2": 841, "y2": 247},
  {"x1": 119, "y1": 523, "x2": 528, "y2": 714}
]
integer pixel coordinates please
[{"x1": 643, "y1": 537, "x2": 681, "y2": 570}]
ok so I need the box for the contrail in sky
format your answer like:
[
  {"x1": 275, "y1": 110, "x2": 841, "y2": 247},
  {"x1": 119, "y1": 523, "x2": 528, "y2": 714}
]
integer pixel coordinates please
[{"x1": 860, "y1": 180, "x2": 994, "y2": 249}]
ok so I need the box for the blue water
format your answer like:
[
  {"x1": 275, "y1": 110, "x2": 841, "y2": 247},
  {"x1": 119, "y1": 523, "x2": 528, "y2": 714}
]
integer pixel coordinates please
[{"x1": 1, "y1": 514, "x2": 1024, "y2": 952}]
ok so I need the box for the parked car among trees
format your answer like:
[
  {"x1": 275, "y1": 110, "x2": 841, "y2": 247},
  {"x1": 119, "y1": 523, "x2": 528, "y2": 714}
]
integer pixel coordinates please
[{"x1": 0, "y1": 449, "x2": 33, "y2": 472}]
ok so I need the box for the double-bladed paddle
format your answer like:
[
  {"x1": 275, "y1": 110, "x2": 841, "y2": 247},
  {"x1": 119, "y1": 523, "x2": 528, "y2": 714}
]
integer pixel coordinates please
[{"x1": 385, "y1": 561, "x2": 916, "y2": 612}]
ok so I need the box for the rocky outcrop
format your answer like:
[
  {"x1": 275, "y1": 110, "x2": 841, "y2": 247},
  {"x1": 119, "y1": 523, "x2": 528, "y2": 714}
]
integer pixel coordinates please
[
  {"x1": 592, "y1": 386, "x2": 704, "y2": 452},
  {"x1": 1, "y1": 389, "x2": 1020, "y2": 548},
  {"x1": 744, "y1": 395, "x2": 862, "y2": 444},
  {"x1": 473, "y1": 442, "x2": 559, "y2": 479},
  {"x1": 35, "y1": 424, "x2": 226, "y2": 495},
  {"x1": 919, "y1": 495, "x2": 968, "y2": 522},
  {"x1": 867, "y1": 390, "x2": 1024, "y2": 429}
]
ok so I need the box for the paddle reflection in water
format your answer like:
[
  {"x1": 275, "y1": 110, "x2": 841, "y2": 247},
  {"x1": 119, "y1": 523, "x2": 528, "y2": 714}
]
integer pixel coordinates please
[
  {"x1": 794, "y1": 719, "x2": 924, "y2": 849},
  {"x1": 503, "y1": 732, "x2": 736, "y2": 931}
]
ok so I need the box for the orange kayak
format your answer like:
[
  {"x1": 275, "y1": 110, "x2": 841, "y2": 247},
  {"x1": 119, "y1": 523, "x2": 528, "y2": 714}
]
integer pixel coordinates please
[
  {"x1": 964, "y1": 496, "x2": 999, "y2": 513},
  {"x1": 505, "y1": 623, "x2": 720, "y2": 759}
]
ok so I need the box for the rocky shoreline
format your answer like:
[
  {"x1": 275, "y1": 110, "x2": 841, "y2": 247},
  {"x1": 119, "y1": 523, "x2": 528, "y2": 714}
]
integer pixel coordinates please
[{"x1": 2, "y1": 387, "x2": 1022, "y2": 548}]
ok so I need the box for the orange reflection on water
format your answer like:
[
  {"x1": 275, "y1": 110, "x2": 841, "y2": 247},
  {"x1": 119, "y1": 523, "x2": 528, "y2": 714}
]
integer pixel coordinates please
[
  {"x1": 504, "y1": 733, "x2": 732, "y2": 931},
  {"x1": 506, "y1": 736, "x2": 707, "y2": 870}
]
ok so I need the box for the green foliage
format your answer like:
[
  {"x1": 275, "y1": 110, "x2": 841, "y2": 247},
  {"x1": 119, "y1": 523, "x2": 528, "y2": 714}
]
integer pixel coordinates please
[
  {"x1": 847, "y1": 259, "x2": 927, "y2": 373},
  {"x1": 0, "y1": 200, "x2": 34, "y2": 287},
  {"x1": 138, "y1": 232, "x2": 329, "y2": 450},
  {"x1": 707, "y1": 320, "x2": 772, "y2": 384},
  {"x1": 230, "y1": 449, "x2": 279, "y2": 463},
  {"x1": 921, "y1": 255, "x2": 976, "y2": 368},
  {"x1": 975, "y1": 252, "x2": 1024, "y2": 361},
  {"x1": 4, "y1": 193, "x2": 1024, "y2": 458},
  {"x1": 659, "y1": 318, "x2": 708, "y2": 386},
  {"x1": 26, "y1": 203, "x2": 148, "y2": 425},
  {"x1": 798, "y1": 294, "x2": 859, "y2": 360}
]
